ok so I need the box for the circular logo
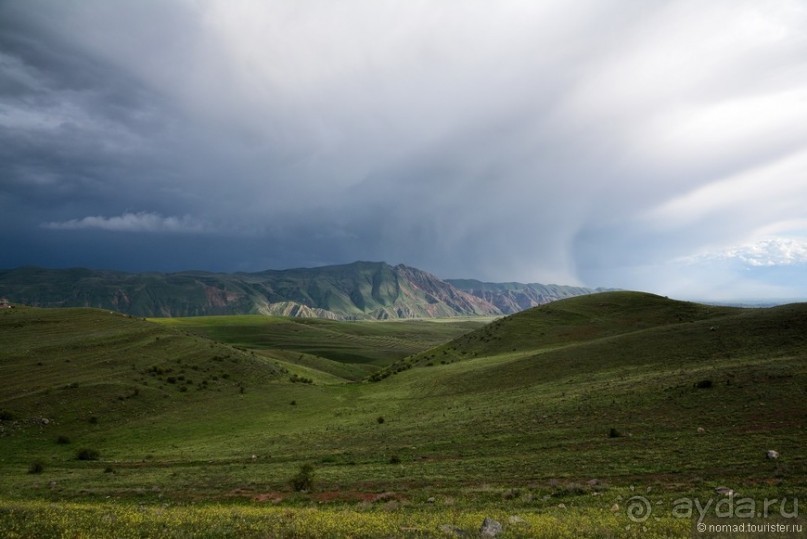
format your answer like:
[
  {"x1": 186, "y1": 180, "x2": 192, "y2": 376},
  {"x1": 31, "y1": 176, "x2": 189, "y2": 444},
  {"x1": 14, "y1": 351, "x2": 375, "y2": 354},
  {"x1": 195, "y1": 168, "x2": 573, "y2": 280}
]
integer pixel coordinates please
[{"x1": 626, "y1": 495, "x2": 652, "y2": 523}]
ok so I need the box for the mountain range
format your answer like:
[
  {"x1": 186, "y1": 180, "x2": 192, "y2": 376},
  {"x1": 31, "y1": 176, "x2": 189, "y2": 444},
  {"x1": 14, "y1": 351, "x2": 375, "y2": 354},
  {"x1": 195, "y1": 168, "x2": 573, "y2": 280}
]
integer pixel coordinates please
[{"x1": 0, "y1": 262, "x2": 604, "y2": 319}]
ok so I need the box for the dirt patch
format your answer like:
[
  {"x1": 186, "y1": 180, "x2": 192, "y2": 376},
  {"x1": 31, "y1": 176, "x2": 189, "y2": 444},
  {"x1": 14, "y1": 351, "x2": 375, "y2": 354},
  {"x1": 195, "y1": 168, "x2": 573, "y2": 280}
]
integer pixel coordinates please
[
  {"x1": 311, "y1": 490, "x2": 404, "y2": 504},
  {"x1": 253, "y1": 492, "x2": 284, "y2": 503}
]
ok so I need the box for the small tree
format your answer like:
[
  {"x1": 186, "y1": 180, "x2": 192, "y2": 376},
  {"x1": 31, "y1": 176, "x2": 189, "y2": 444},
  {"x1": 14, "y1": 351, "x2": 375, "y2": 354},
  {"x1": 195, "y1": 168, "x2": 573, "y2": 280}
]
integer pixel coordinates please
[
  {"x1": 290, "y1": 463, "x2": 315, "y2": 492},
  {"x1": 77, "y1": 448, "x2": 100, "y2": 461}
]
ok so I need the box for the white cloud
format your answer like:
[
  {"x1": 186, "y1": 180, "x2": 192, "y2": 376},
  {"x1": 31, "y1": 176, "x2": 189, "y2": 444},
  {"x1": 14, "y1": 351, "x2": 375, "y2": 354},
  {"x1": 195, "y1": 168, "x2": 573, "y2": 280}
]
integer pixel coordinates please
[
  {"x1": 641, "y1": 148, "x2": 807, "y2": 234},
  {"x1": 41, "y1": 212, "x2": 206, "y2": 233},
  {"x1": 693, "y1": 238, "x2": 807, "y2": 267}
]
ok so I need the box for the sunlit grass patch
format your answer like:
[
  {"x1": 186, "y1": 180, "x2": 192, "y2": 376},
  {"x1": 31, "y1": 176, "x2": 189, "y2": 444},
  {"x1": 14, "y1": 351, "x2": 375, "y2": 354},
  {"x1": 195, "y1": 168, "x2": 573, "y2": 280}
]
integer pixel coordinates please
[{"x1": 0, "y1": 498, "x2": 690, "y2": 538}]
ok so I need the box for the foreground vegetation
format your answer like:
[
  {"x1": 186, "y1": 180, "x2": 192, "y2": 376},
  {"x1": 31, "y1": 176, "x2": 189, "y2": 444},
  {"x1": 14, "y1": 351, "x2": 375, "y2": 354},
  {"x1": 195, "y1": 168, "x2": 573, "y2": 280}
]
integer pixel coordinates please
[
  {"x1": 0, "y1": 498, "x2": 693, "y2": 538},
  {"x1": 1, "y1": 292, "x2": 805, "y2": 536}
]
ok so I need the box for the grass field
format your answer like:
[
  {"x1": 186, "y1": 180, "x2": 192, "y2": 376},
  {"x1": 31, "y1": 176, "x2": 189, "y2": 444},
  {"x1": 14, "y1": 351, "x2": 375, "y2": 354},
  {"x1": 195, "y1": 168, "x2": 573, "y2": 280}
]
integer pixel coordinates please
[
  {"x1": 153, "y1": 315, "x2": 487, "y2": 381},
  {"x1": 0, "y1": 292, "x2": 805, "y2": 537}
]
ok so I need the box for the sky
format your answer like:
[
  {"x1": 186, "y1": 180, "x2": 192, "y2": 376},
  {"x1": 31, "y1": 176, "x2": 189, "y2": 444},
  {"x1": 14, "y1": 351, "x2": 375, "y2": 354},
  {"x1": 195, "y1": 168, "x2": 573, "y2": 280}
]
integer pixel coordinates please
[{"x1": 2, "y1": 0, "x2": 807, "y2": 302}]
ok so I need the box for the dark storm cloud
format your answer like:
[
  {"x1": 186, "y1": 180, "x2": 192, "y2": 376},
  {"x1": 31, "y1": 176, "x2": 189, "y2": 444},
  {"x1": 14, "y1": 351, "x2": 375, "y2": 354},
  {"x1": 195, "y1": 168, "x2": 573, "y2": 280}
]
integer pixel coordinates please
[{"x1": 2, "y1": 1, "x2": 807, "y2": 300}]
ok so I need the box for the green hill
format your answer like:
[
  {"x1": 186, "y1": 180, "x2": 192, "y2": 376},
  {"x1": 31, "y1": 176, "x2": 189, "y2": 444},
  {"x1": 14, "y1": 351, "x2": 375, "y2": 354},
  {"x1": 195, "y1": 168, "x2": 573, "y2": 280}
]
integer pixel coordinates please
[
  {"x1": 152, "y1": 315, "x2": 487, "y2": 381},
  {"x1": 0, "y1": 306, "x2": 286, "y2": 431},
  {"x1": 0, "y1": 292, "x2": 805, "y2": 537},
  {"x1": 375, "y1": 291, "x2": 744, "y2": 377}
]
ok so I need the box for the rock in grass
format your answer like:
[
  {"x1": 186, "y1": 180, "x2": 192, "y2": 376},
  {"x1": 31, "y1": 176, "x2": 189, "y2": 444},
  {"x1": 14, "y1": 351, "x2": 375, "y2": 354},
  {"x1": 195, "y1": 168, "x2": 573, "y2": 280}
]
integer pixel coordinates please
[
  {"x1": 766, "y1": 449, "x2": 779, "y2": 460},
  {"x1": 480, "y1": 517, "x2": 503, "y2": 537},
  {"x1": 715, "y1": 486, "x2": 735, "y2": 497},
  {"x1": 438, "y1": 524, "x2": 467, "y2": 537}
]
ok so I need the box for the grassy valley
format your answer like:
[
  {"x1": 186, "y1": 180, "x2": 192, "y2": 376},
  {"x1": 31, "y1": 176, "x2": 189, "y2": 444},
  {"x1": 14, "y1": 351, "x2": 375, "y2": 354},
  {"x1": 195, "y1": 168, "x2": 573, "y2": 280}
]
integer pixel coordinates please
[
  {"x1": 0, "y1": 292, "x2": 805, "y2": 537},
  {"x1": 153, "y1": 315, "x2": 487, "y2": 381}
]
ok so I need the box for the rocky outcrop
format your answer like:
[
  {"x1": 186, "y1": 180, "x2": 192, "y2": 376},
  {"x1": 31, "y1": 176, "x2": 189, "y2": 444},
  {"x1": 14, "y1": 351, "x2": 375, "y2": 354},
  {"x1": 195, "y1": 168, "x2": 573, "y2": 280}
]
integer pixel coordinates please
[{"x1": 447, "y1": 279, "x2": 605, "y2": 314}]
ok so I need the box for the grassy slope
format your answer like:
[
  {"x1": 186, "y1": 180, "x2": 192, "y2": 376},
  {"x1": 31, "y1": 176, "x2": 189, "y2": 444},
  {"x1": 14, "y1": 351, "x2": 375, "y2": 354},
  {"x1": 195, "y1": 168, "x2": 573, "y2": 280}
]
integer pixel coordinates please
[
  {"x1": 153, "y1": 315, "x2": 486, "y2": 380},
  {"x1": 0, "y1": 292, "x2": 805, "y2": 536}
]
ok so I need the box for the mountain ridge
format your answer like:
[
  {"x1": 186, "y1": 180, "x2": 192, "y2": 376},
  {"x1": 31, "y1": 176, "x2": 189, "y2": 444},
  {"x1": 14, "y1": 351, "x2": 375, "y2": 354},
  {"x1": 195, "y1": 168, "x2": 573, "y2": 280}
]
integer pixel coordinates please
[
  {"x1": 446, "y1": 278, "x2": 609, "y2": 314},
  {"x1": 0, "y1": 262, "x2": 601, "y2": 319}
]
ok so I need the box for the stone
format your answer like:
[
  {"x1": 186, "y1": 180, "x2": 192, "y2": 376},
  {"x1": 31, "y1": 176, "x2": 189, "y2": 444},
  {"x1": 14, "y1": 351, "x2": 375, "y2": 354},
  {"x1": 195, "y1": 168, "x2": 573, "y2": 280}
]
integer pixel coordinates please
[
  {"x1": 479, "y1": 517, "x2": 503, "y2": 537},
  {"x1": 766, "y1": 450, "x2": 779, "y2": 460},
  {"x1": 610, "y1": 503, "x2": 620, "y2": 513},
  {"x1": 438, "y1": 524, "x2": 467, "y2": 537}
]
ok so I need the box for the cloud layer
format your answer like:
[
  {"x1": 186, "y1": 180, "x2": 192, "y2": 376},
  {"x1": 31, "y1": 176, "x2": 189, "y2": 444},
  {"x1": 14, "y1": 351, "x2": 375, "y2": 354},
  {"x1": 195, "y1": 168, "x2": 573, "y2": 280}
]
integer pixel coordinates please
[
  {"x1": 2, "y1": 0, "x2": 806, "y2": 300},
  {"x1": 41, "y1": 212, "x2": 207, "y2": 233}
]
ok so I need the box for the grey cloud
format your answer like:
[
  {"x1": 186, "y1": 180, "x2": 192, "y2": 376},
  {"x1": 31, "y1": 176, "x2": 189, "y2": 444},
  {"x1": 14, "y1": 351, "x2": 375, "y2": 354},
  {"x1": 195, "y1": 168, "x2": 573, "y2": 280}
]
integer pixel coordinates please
[
  {"x1": 41, "y1": 212, "x2": 208, "y2": 234},
  {"x1": 2, "y1": 0, "x2": 807, "y2": 301}
]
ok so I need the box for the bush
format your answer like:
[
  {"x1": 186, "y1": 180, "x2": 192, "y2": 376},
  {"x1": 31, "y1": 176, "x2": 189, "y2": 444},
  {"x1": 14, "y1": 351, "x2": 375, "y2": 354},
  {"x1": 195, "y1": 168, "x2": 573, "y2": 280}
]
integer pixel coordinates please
[
  {"x1": 290, "y1": 464, "x2": 315, "y2": 492},
  {"x1": 552, "y1": 482, "x2": 588, "y2": 497},
  {"x1": 77, "y1": 448, "x2": 100, "y2": 461},
  {"x1": 0, "y1": 410, "x2": 15, "y2": 421},
  {"x1": 694, "y1": 379, "x2": 713, "y2": 389},
  {"x1": 28, "y1": 461, "x2": 44, "y2": 474},
  {"x1": 56, "y1": 435, "x2": 71, "y2": 445},
  {"x1": 608, "y1": 428, "x2": 622, "y2": 438},
  {"x1": 388, "y1": 455, "x2": 401, "y2": 465},
  {"x1": 377, "y1": 416, "x2": 385, "y2": 424}
]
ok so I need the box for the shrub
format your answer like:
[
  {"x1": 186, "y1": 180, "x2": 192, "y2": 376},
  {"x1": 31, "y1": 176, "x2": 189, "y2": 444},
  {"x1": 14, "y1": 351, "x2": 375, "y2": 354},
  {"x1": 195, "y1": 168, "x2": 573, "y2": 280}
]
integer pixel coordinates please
[
  {"x1": 695, "y1": 379, "x2": 713, "y2": 389},
  {"x1": 552, "y1": 482, "x2": 588, "y2": 497},
  {"x1": 77, "y1": 448, "x2": 101, "y2": 461},
  {"x1": 0, "y1": 410, "x2": 15, "y2": 421},
  {"x1": 56, "y1": 435, "x2": 71, "y2": 445},
  {"x1": 388, "y1": 455, "x2": 401, "y2": 465},
  {"x1": 28, "y1": 461, "x2": 44, "y2": 474},
  {"x1": 377, "y1": 416, "x2": 385, "y2": 424},
  {"x1": 290, "y1": 463, "x2": 315, "y2": 492},
  {"x1": 608, "y1": 428, "x2": 622, "y2": 438},
  {"x1": 88, "y1": 416, "x2": 99, "y2": 425}
]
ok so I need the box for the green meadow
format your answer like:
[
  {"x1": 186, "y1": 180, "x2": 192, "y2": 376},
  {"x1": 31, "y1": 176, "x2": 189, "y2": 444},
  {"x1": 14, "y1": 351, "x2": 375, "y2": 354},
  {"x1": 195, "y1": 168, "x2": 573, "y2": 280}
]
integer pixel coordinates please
[{"x1": 1, "y1": 292, "x2": 805, "y2": 537}]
